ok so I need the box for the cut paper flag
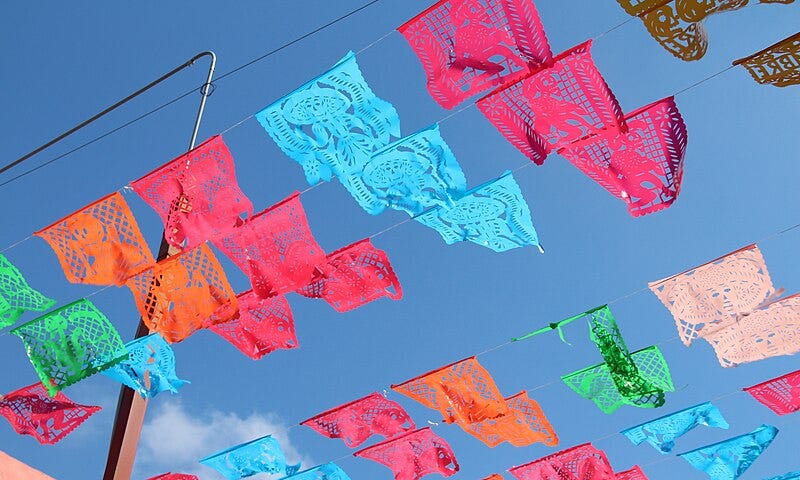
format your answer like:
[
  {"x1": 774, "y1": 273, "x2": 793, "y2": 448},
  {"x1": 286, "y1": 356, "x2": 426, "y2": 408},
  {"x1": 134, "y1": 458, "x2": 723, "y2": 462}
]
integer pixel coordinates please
[
  {"x1": 0, "y1": 382, "x2": 100, "y2": 444},
  {"x1": 102, "y1": 333, "x2": 187, "y2": 398},
  {"x1": 615, "y1": 0, "x2": 796, "y2": 61},
  {"x1": 415, "y1": 171, "x2": 540, "y2": 252},
  {"x1": 622, "y1": 401, "x2": 729, "y2": 453},
  {"x1": 391, "y1": 357, "x2": 507, "y2": 425},
  {"x1": 483, "y1": 476, "x2": 504, "y2": 480},
  {"x1": 616, "y1": 466, "x2": 649, "y2": 480},
  {"x1": 298, "y1": 239, "x2": 402, "y2": 312},
  {"x1": 147, "y1": 475, "x2": 199, "y2": 480},
  {"x1": 354, "y1": 427, "x2": 459, "y2": 480},
  {"x1": 745, "y1": 369, "x2": 800, "y2": 415},
  {"x1": 509, "y1": 443, "x2": 616, "y2": 480},
  {"x1": 0, "y1": 254, "x2": 55, "y2": 328},
  {"x1": 477, "y1": 41, "x2": 624, "y2": 165},
  {"x1": 209, "y1": 290, "x2": 298, "y2": 360},
  {"x1": 130, "y1": 135, "x2": 253, "y2": 250},
  {"x1": 559, "y1": 97, "x2": 688, "y2": 217},
  {"x1": 765, "y1": 472, "x2": 800, "y2": 480},
  {"x1": 125, "y1": 243, "x2": 237, "y2": 343},
  {"x1": 462, "y1": 391, "x2": 558, "y2": 448},
  {"x1": 678, "y1": 424, "x2": 779, "y2": 480},
  {"x1": 212, "y1": 192, "x2": 325, "y2": 298},
  {"x1": 284, "y1": 463, "x2": 351, "y2": 480},
  {"x1": 346, "y1": 124, "x2": 467, "y2": 216},
  {"x1": 200, "y1": 434, "x2": 300, "y2": 480},
  {"x1": 256, "y1": 51, "x2": 401, "y2": 185},
  {"x1": 301, "y1": 392, "x2": 416, "y2": 448},
  {"x1": 398, "y1": 0, "x2": 553, "y2": 109},
  {"x1": 562, "y1": 345, "x2": 675, "y2": 414},
  {"x1": 11, "y1": 299, "x2": 127, "y2": 396},
  {"x1": 734, "y1": 31, "x2": 800, "y2": 87},
  {"x1": 35, "y1": 192, "x2": 153, "y2": 286}
]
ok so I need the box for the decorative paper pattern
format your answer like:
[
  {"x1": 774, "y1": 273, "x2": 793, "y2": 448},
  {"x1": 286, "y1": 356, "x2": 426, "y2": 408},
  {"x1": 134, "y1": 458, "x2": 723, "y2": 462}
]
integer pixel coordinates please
[
  {"x1": 562, "y1": 346, "x2": 675, "y2": 414},
  {"x1": 462, "y1": 391, "x2": 558, "y2": 447},
  {"x1": 483, "y1": 475, "x2": 505, "y2": 480},
  {"x1": 559, "y1": 97, "x2": 687, "y2": 216},
  {"x1": 285, "y1": 463, "x2": 352, "y2": 480},
  {"x1": 200, "y1": 435, "x2": 300, "y2": 480},
  {"x1": 622, "y1": 402, "x2": 729, "y2": 453},
  {"x1": 298, "y1": 239, "x2": 402, "y2": 312},
  {"x1": 256, "y1": 51, "x2": 401, "y2": 185},
  {"x1": 745, "y1": 369, "x2": 800, "y2": 415},
  {"x1": 392, "y1": 357, "x2": 507, "y2": 425},
  {"x1": 35, "y1": 192, "x2": 153, "y2": 286},
  {"x1": 102, "y1": 334, "x2": 187, "y2": 398},
  {"x1": 126, "y1": 243, "x2": 238, "y2": 343},
  {"x1": 509, "y1": 443, "x2": 616, "y2": 480},
  {"x1": 734, "y1": 31, "x2": 800, "y2": 87},
  {"x1": 765, "y1": 471, "x2": 800, "y2": 480},
  {"x1": 11, "y1": 299, "x2": 127, "y2": 396},
  {"x1": 347, "y1": 124, "x2": 467, "y2": 215},
  {"x1": 210, "y1": 290, "x2": 297, "y2": 360},
  {"x1": 0, "y1": 254, "x2": 55, "y2": 328},
  {"x1": 0, "y1": 383, "x2": 100, "y2": 444},
  {"x1": 678, "y1": 424, "x2": 779, "y2": 480},
  {"x1": 616, "y1": 467, "x2": 649, "y2": 480},
  {"x1": 147, "y1": 474, "x2": 199, "y2": 480},
  {"x1": 354, "y1": 427, "x2": 459, "y2": 480},
  {"x1": 302, "y1": 392, "x2": 415, "y2": 448},
  {"x1": 477, "y1": 41, "x2": 624, "y2": 164},
  {"x1": 213, "y1": 192, "x2": 325, "y2": 298},
  {"x1": 130, "y1": 135, "x2": 253, "y2": 250},
  {"x1": 399, "y1": 0, "x2": 553, "y2": 108},
  {"x1": 415, "y1": 171, "x2": 540, "y2": 252}
]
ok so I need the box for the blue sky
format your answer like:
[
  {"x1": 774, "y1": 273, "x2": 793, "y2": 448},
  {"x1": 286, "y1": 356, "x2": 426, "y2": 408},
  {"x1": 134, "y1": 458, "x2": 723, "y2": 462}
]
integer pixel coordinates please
[{"x1": 1, "y1": 1, "x2": 800, "y2": 479}]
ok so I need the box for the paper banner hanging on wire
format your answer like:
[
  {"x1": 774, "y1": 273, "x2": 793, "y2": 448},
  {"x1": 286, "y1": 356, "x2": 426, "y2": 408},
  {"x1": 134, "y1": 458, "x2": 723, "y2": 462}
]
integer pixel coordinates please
[
  {"x1": 477, "y1": 41, "x2": 625, "y2": 165},
  {"x1": 125, "y1": 243, "x2": 238, "y2": 343},
  {"x1": 354, "y1": 427, "x2": 459, "y2": 480},
  {"x1": 508, "y1": 443, "x2": 616, "y2": 479},
  {"x1": 256, "y1": 51, "x2": 401, "y2": 185},
  {"x1": 0, "y1": 382, "x2": 100, "y2": 444},
  {"x1": 283, "y1": 463, "x2": 352, "y2": 480},
  {"x1": 398, "y1": 0, "x2": 553, "y2": 109},
  {"x1": 200, "y1": 434, "x2": 300, "y2": 480},
  {"x1": 745, "y1": 369, "x2": 800, "y2": 415},
  {"x1": 0, "y1": 254, "x2": 55, "y2": 328},
  {"x1": 11, "y1": 299, "x2": 127, "y2": 396},
  {"x1": 462, "y1": 391, "x2": 559, "y2": 448},
  {"x1": 765, "y1": 471, "x2": 800, "y2": 480},
  {"x1": 301, "y1": 392, "x2": 416, "y2": 448},
  {"x1": 616, "y1": 466, "x2": 649, "y2": 480},
  {"x1": 621, "y1": 401, "x2": 729, "y2": 453},
  {"x1": 482, "y1": 475, "x2": 504, "y2": 480},
  {"x1": 147, "y1": 474, "x2": 199, "y2": 480},
  {"x1": 130, "y1": 135, "x2": 253, "y2": 250},
  {"x1": 678, "y1": 424, "x2": 778, "y2": 480},
  {"x1": 558, "y1": 96, "x2": 688, "y2": 217},
  {"x1": 734, "y1": 31, "x2": 800, "y2": 87},
  {"x1": 414, "y1": 171, "x2": 541, "y2": 252},
  {"x1": 34, "y1": 192, "x2": 154, "y2": 286},
  {"x1": 102, "y1": 333, "x2": 188, "y2": 398}
]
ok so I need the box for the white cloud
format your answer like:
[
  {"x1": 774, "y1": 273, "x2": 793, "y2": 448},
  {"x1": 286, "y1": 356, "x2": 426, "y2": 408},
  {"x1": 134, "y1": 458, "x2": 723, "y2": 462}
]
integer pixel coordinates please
[{"x1": 133, "y1": 400, "x2": 310, "y2": 480}]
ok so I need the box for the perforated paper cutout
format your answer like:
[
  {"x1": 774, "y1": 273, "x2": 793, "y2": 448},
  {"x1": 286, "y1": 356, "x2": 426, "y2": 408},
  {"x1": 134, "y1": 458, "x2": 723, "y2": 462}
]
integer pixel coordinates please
[
  {"x1": 285, "y1": 463, "x2": 352, "y2": 480},
  {"x1": 616, "y1": 466, "x2": 649, "y2": 480},
  {"x1": 483, "y1": 475, "x2": 505, "y2": 480},
  {"x1": 147, "y1": 474, "x2": 199, "y2": 480},
  {"x1": 125, "y1": 243, "x2": 238, "y2": 343},
  {"x1": 734, "y1": 32, "x2": 800, "y2": 87},
  {"x1": 11, "y1": 299, "x2": 127, "y2": 396},
  {"x1": 765, "y1": 471, "x2": 800, "y2": 480},
  {"x1": 354, "y1": 427, "x2": 459, "y2": 480},
  {"x1": 302, "y1": 392, "x2": 415, "y2": 448},
  {"x1": 622, "y1": 402, "x2": 729, "y2": 453},
  {"x1": 415, "y1": 171, "x2": 539, "y2": 252},
  {"x1": 346, "y1": 124, "x2": 467, "y2": 215},
  {"x1": 678, "y1": 424, "x2": 778, "y2": 480},
  {"x1": 477, "y1": 41, "x2": 624, "y2": 164},
  {"x1": 210, "y1": 290, "x2": 297, "y2": 360},
  {"x1": 463, "y1": 391, "x2": 558, "y2": 447},
  {"x1": 399, "y1": 0, "x2": 553, "y2": 109},
  {"x1": 102, "y1": 334, "x2": 187, "y2": 398},
  {"x1": 509, "y1": 443, "x2": 616, "y2": 480},
  {"x1": 745, "y1": 369, "x2": 800, "y2": 415},
  {"x1": 200, "y1": 434, "x2": 300, "y2": 479},
  {"x1": 130, "y1": 135, "x2": 253, "y2": 250},
  {"x1": 559, "y1": 97, "x2": 687, "y2": 216},
  {"x1": 392, "y1": 357, "x2": 507, "y2": 425},
  {"x1": 213, "y1": 192, "x2": 325, "y2": 298},
  {"x1": 35, "y1": 192, "x2": 154, "y2": 286},
  {"x1": 256, "y1": 51, "x2": 401, "y2": 185},
  {"x1": 0, "y1": 382, "x2": 100, "y2": 444},
  {"x1": 0, "y1": 254, "x2": 55, "y2": 328},
  {"x1": 298, "y1": 239, "x2": 402, "y2": 312}
]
